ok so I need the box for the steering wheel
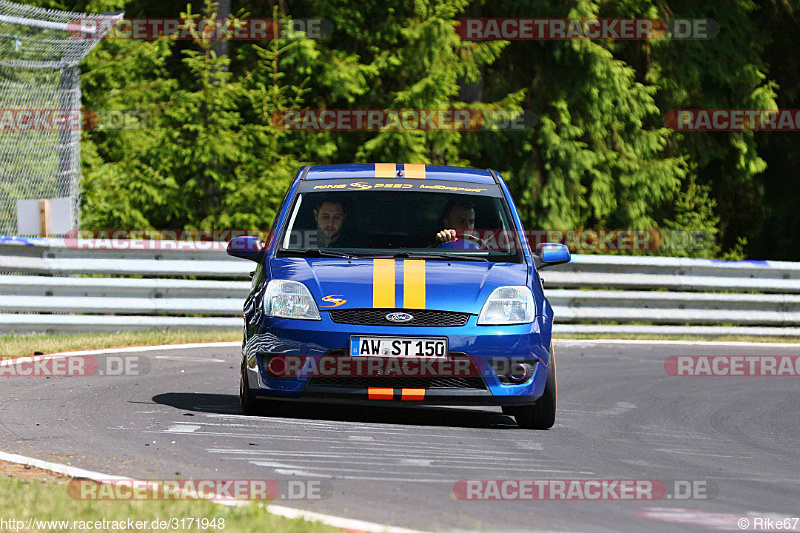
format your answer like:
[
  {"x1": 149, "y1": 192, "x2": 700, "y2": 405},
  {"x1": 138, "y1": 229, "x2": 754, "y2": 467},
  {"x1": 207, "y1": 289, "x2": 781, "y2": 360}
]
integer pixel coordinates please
[{"x1": 439, "y1": 232, "x2": 484, "y2": 250}]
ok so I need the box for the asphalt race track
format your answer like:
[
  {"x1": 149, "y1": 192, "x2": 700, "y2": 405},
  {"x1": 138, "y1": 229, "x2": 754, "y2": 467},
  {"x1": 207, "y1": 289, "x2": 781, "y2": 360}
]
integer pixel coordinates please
[{"x1": 1, "y1": 340, "x2": 799, "y2": 532}]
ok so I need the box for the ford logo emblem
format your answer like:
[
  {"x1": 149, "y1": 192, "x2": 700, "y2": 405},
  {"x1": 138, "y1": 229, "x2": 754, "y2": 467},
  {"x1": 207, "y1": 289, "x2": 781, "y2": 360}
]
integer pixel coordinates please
[{"x1": 386, "y1": 312, "x2": 413, "y2": 323}]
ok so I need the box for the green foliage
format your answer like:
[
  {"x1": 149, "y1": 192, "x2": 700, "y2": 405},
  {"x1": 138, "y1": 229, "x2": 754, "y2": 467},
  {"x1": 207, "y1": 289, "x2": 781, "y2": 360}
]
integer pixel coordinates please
[
  {"x1": 79, "y1": 1, "x2": 338, "y2": 230},
  {"x1": 22, "y1": 0, "x2": 800, "y2": 258}
]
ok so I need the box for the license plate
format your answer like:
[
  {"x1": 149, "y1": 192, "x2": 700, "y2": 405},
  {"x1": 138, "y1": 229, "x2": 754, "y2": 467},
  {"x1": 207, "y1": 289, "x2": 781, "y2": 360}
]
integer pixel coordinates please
[{"x1": 349, "y1": 336, "x2": 448, "y2": 357}]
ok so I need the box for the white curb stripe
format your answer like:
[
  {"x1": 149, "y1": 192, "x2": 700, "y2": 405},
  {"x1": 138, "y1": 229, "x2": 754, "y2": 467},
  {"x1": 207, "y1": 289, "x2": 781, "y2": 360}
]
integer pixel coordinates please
[
  {"x1": 1, "y1": 341, "x2": 240, "y2": 366},
  {"x1": 0, "y1": 451, "x2": 128, "y2": 482},
  {"x1": 46, "y1": 341, "x2": 240, "y2": 357},
  {"x1": 0, "y1": 450, "x2": 427, "y2": 533}
]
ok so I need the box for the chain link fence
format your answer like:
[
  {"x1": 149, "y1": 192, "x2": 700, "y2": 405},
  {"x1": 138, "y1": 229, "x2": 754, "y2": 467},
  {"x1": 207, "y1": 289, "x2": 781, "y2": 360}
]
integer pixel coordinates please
[{"x1": 0, "y1": 0, "x2": 121, "y2": 236}]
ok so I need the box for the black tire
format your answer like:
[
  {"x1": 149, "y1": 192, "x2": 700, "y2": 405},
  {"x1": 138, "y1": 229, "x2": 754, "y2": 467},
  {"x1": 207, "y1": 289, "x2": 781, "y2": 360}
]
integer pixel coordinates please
[
  {"x1": 514, "y1": 345, "x2": 557, "y2": 430},
  {"x1": 240, "y1": 361, "x2": 260, "y2": 415}
]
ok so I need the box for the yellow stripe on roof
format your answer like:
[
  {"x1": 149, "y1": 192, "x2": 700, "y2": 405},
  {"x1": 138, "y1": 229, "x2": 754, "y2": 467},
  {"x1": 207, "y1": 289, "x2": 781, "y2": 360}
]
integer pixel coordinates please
[
  {"x1": 375, "y1": 163, "x2": 396, "y2": 178},
  {"x1": 404, "y1": 164, "x2": 426, "y2": 179}
]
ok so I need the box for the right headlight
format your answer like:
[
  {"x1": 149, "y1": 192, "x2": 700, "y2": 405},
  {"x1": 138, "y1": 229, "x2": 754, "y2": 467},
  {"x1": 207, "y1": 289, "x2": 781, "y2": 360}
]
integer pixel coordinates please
[
  {"x1": 477, "y1": 286, "x2": 536, "y2": 325},
  {"x1": 263, "y1": 279, "x2": 321, "y2": 320}
]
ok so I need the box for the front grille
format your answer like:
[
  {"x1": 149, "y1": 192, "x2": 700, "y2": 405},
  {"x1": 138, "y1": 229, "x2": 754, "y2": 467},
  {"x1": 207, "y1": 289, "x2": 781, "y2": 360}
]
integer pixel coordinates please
[
  {"x1": 308, "y1": 376, "x2": 486, "y2": 390},
  {"x1": 329, "y1": 308, "x2": 469, "y2": 327}
]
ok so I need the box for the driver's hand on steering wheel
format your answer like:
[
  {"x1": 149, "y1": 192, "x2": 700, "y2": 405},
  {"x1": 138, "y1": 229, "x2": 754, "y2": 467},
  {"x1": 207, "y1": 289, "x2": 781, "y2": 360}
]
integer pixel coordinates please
[{"x1": 435, "y1": 229, "x2": 457, "y2": 244}]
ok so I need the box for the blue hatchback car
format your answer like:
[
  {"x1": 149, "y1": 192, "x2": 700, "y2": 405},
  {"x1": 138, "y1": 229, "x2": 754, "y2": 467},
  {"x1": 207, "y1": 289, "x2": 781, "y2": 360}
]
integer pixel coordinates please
[{"x1": 228, "y1": 164, "x2": 570, "y2": 429}]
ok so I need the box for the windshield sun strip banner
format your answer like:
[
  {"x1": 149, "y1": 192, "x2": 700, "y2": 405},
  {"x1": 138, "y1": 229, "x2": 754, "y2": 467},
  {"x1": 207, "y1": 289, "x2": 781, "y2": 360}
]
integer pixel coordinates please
[{"x1": 299, "y1": 178, "x2": 498, "y2": 195}]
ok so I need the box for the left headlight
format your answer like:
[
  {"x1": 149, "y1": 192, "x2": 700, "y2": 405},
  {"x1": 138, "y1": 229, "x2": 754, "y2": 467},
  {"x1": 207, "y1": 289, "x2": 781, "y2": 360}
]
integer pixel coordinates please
[
  {"x1": 263, "y1": 279, "x2": 321, "y2": 320},
  {"x1": 477, "y1": 286, "x2": 536, "y2": 325}
]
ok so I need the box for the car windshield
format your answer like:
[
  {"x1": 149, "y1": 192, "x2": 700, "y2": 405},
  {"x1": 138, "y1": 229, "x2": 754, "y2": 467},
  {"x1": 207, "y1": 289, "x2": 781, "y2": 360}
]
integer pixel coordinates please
[{"x1": 277, "y1": 179, "x2": 523, "y2": 263}]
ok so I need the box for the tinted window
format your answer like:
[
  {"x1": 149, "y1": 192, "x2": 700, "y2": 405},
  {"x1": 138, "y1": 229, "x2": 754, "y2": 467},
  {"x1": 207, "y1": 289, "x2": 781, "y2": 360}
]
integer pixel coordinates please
[{"x1": 278, "y1": 181, "x2": 523, "y2": 263}]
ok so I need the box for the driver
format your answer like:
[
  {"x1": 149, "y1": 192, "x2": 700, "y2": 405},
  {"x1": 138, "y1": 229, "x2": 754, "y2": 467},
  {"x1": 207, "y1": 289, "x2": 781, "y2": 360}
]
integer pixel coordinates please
[
  {"x1": 313, "y1": 196, "x2": 352, "y2": 248},
  {"x1": 435, "y1": 198, "x2": 477, "y2": 245}
]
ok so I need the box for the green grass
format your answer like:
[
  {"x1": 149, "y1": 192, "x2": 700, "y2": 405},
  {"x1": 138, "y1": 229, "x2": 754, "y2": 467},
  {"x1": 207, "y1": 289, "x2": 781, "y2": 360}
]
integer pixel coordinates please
[
  {"x1": 0, "y1": 472, "x2": 341, "y2": 533},
  {"x1": 0, "y1": 330, "x2": 240, "y2": 359}
]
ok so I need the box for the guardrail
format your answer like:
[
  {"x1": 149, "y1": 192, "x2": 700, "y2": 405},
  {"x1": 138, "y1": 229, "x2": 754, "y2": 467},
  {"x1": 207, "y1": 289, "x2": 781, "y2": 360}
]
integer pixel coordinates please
[{"x1": 3, "y1": 238, "x2": 800, "y2": 336}]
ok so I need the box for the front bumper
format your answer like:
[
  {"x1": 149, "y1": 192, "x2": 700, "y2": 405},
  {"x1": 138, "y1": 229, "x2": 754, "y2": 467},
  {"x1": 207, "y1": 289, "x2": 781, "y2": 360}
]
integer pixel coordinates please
[{"x1": 243, "y1": 312, "x2": 552, "y2": 407}]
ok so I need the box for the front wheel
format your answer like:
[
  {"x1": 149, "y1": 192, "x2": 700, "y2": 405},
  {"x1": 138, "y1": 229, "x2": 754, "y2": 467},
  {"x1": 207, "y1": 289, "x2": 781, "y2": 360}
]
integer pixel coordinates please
[
  {"x1": 514, "y1": 345, "x2": 557, "y2": 430},
  {"x1": 240, "y1": 361, "x2": 259, "y2": 415}
]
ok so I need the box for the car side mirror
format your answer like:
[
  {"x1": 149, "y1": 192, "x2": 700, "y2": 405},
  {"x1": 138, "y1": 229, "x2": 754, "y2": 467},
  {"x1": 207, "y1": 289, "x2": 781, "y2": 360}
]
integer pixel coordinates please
[
  {"x1": 227, "y1": 236, "x2": 264, "y2": 262},
  {"x1": 535, "y1": 242, "x2": 570, "y2": 269}
]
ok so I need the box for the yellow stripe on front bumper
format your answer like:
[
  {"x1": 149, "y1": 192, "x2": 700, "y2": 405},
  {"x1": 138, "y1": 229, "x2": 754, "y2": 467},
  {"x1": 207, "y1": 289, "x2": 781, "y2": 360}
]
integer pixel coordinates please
[
  {"x1": 368, "y1": 388, "x2": 394, "y2": 400},
  {"x1": 402, "y1": 260, "x2": 426, "y2": 309},
  {"x1": 373, "y1": 259, "x2": 396, "y2": 308},
  {"x1": 375, "y1": 163, "x2": 396, "y2": 178},
  {"x1": 403, "y1": 163, "x2": 426, "y2": 179},
  {"x1": 401, "y1": 388, "x2": 425, "y2": 401}
]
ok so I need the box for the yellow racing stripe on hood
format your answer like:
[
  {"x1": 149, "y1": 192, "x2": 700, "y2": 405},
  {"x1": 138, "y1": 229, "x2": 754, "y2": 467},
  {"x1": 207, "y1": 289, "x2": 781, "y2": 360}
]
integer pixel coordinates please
[
  {"x1": 402, "y1": 260, "x2": 426, "y2": 309},
  {"x1": 373, "y1": 259, "x2": 396, "y2": 308}
]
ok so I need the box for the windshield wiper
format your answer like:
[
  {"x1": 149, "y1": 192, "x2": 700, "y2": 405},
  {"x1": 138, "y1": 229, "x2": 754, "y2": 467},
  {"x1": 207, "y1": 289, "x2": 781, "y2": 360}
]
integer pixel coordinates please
[
  {"x1": 392, "y1": 251, "x2": 488, "y2": 262},
  {"x1": 278, "y1": 248, "x2": 488, "y2": 262},
  {"x1": 278, "y1": 248, "x2": 356, "y2": 258}
]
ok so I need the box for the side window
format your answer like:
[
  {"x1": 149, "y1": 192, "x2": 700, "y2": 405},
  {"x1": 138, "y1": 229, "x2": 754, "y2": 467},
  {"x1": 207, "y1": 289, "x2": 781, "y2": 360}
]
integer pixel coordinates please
[
  {"x1": 251, "y1": 263, "x2": 264, "y2": 290},
  {"x1": 266, "y1": 187, "x2": 294, "y2": 249}
]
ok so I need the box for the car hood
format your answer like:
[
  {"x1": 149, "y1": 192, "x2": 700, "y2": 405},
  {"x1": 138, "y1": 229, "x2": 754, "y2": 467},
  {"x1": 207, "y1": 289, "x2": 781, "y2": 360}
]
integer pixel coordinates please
[{"x1": 269, "y1": 257, "x2": 529, "y2": 315}]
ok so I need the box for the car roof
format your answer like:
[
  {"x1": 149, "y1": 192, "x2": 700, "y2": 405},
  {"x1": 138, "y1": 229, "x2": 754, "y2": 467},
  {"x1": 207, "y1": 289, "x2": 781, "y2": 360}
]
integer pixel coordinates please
[{"x1": 303, "y1": 164, "x2": 497, "y2": 184}]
